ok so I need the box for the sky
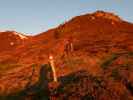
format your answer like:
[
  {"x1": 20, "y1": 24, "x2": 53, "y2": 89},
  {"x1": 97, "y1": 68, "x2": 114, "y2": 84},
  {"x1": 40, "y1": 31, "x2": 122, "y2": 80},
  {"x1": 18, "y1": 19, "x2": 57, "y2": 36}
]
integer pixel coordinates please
[{"x1": 0, "y1": 0, "x2": 133, "y2": 35}]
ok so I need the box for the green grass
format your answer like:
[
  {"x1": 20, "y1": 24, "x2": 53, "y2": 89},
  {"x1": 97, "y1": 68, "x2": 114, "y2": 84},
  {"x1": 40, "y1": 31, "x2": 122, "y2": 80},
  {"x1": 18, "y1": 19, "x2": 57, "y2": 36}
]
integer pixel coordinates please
[
  {"x1": 101, "y1": 53, "x2": 119, "y2": 69},
  {"x1": 120, "y1": 62, "x2": 132, "y2": 70},
  {"x1": 101, "y1": 51, "x2": 133, "y2": 70}
]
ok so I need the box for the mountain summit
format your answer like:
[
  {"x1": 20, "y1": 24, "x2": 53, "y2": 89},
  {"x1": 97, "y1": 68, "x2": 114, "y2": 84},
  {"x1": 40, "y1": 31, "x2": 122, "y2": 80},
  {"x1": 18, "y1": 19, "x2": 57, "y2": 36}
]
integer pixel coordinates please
[{"x1": 92, "y1": 10, "x2": 122, "y2": 22}]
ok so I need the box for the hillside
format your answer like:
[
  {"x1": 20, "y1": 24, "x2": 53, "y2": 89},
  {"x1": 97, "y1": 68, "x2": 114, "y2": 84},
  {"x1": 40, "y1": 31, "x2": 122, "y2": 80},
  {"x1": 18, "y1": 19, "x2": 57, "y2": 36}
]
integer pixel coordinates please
[
  {"x1": 0, "y1": 11, "x2": 133, "y2": 100},
  {"x1": 0, "y1": 31, "x2": 28, "y2": 52}
]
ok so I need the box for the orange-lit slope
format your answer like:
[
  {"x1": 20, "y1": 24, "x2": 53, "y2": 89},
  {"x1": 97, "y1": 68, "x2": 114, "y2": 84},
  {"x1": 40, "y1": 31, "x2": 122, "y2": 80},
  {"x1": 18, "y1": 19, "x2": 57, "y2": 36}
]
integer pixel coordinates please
[{"x1": 0, "y1": 31, "x2": 28, "y2": 52}]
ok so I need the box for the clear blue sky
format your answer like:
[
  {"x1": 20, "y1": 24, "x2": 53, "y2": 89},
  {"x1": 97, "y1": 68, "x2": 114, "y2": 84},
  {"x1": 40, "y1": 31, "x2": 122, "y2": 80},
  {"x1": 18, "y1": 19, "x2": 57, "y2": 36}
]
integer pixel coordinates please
[{"x1": 0, "y1": 0, "x2": 132, "y2": 34}]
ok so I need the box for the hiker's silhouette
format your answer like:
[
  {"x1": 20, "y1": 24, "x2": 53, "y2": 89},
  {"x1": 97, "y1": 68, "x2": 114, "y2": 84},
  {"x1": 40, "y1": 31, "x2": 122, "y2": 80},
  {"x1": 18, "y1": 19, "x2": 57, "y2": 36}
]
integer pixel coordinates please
[
  {"x1": 26, "y1": 64, "x2": 51, "y2": 100},
  {"x1": 36, "y1": 64, "x2": 51, "y2": 99},
  {"x1": 7, "y1": 64, "x2": 52, "y2": 100},
  {"x1": 38, "y1": 64, "x2": 50, "y2": 89}
]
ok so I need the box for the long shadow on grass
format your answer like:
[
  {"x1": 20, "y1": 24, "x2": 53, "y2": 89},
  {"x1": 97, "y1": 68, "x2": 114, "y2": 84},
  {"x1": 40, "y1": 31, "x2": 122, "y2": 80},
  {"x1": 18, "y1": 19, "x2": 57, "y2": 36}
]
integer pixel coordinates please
[
  {"x1": 0, "y1": 64, "x2": 51, "y2": 100},
  {"x1": 0, "y1": 67, "x2": 94, "y2": 100}
]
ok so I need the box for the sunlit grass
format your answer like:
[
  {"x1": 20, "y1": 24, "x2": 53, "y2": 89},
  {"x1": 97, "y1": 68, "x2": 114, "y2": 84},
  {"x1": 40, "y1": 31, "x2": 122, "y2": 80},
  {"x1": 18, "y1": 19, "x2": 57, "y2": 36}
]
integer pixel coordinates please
[{"x1": 0, "y1": 63, "x2": 22, "y2": 73}]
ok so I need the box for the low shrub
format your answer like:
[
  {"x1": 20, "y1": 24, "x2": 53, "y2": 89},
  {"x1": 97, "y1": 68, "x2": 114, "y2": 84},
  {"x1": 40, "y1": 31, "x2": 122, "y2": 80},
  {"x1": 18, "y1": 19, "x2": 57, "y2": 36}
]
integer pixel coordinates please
[
  {"x1": 111, "y1": 69, "x2": 121, "y2": 80},
  {"x1": 101, "y1": 53, "x2": 119, "y2": 69}
]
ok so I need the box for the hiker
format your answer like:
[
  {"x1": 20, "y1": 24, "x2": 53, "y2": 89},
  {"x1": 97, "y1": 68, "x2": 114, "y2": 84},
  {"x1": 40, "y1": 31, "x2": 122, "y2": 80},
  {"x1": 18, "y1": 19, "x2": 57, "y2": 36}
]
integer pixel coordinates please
[
  {"x1": 64, "y1": 38, "x2": 74, "y2": 55},
  {"x1": 37, "y1": 64, "x2": 50, "y2": 100},
  {"x1": 49, "y1": 55, "x2": 58, "y2": 82}
]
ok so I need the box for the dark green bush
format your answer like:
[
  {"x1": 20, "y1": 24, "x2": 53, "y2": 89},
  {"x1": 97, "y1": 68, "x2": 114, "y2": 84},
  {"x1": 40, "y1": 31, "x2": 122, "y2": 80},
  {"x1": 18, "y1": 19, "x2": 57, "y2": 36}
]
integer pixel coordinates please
[
  {"x1": 101, "y1": 53, "x2": 119, "y2": 69},
  {"x1": 128, "y1": 51, "x2": 133, "y2": 57},
  {"x1": 111, "y1": 69, "x2": 121, "y2": 80}
]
